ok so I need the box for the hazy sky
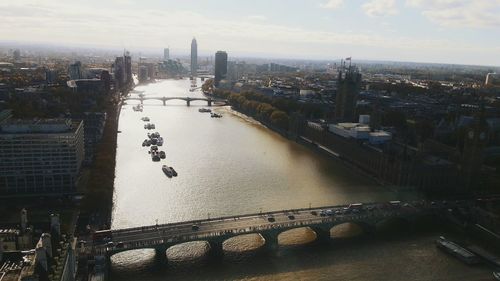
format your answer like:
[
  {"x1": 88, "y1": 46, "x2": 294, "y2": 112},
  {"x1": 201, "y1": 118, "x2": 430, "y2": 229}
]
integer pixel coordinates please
[{"x1": 1, "y1": 0, "x2": 499, "y2": 65}]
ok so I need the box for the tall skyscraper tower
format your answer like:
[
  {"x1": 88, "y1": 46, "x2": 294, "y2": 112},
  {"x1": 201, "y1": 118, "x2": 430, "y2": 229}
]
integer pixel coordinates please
[
  {"x1": 124, "y1": 51, "x2": 132, "y2": 87},
  {"x1": 191, "y1": 38, "x2": 198, "y2": 76},
  {"x1": 335, "y1": 60, "x2": 361, "y2": 122},
  {"x1": 164, "y1": 48, "x2": 170, "y2": 61},
  {"x1": 214, "y1": 51, "x2": 228, "y2": 86}
]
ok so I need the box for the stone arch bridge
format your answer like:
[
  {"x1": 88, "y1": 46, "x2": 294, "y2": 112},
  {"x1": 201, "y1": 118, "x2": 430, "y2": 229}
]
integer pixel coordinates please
[
  {"x1": 92, "y1": 201, "x2": 448, "y2": 261},
  {"x1": 125, "y1": 96, "x2": 228, "y2": 106}
]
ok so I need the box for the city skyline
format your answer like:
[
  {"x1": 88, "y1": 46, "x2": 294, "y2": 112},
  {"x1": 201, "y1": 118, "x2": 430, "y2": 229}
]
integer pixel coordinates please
[{"x1": 0, "y1": 0, "x2": 499, "y2": 66}]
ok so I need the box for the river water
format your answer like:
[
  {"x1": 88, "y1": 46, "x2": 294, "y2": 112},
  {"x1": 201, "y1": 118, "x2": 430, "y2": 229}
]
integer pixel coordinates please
[{"x1": 110, "y1": 79, "x2": 492, "y2": 280}]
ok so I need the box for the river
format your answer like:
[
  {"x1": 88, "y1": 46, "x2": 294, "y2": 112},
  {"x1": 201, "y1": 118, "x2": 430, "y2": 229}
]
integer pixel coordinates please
[{"x1": 110, "y1": 78, "x2": 492, "y2": 280}]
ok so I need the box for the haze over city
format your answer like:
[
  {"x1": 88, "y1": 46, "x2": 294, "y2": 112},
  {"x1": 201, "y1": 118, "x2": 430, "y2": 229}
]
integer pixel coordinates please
[
  {"x1": 1, "y1": 1, "x2": 500, "y2": 281},
  {"x1": 1, "y1": 0, "x2": 500, "y2": 65}
]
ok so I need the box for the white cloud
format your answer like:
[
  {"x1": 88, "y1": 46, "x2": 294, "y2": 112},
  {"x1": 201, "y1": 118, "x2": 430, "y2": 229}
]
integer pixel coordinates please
[
  {"x1": 407, "y1": 0, "x2": 500, "y2": 28},
  {"x1": 362, "y1": 0, "x2": 399, "y2": 17},
  {"x1": 320, "y1": 0, "x2": 344, "y2": 10},
  {"x1": 0, "y1": 1, "x2": 458, "y2": 54},
  {"x1": 247, "y1": 15, "x2": 267, "y2": 21}
]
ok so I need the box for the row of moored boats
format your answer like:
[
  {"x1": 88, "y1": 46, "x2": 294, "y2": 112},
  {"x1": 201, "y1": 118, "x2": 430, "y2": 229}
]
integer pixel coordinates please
[{"x1": 140, "y1": 116, "x2": 178, "y2": 178}]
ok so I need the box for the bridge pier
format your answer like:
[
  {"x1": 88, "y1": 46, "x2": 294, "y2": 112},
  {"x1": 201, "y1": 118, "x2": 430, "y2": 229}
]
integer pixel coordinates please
[
  {"x1": 154, "y1": 245, "x2": 168, "y2": 263},
  {"x1": 207, "y1": 99, "x2": 212, "y2": 107},
  {"x1": 162, "y1": 99, "x2": 166, "y2": 106},
  {"x1": 261, "y1": 232, "x2": 279, "y2": 252},
  {"x1": 187, "y1": 99, "x2": 191, "y2": 106},
  {"x1": 311, "y1": 226, "x2": 332, "y2": 244},
  {"x1": 208, "y1": 240, "x2": 225, "y2": 260}
]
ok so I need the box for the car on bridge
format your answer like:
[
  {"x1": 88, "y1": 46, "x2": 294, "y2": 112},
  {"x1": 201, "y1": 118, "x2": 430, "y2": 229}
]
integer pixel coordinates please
[{"x1": 191, "y1": 225, "x2": 199, "y2": 231}]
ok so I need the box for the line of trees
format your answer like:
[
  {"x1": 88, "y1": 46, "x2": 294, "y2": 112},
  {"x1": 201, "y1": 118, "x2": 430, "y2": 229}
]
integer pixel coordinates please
[
  {"x1": 225, "y1": 91, "x2": 290, "y2": 131},
  {"x1": 217, "y1": 90, "x2": 326, "y2": 118}
]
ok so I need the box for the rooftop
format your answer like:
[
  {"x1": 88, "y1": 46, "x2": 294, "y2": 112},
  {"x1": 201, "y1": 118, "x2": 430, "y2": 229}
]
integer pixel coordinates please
[{"x1": 0, "y1": 119, "x2": 81, "y2": 134}]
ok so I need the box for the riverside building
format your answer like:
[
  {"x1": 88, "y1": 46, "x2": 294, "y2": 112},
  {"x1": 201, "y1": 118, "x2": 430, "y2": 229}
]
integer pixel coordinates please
[{"x1": 0, "y1": 119, "x2": 84, "y2": 196}]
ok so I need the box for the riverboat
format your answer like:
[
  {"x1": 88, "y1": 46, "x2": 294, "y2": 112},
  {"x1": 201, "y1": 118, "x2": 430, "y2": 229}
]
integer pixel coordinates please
[
  {"x1": 162, "y1": 165, "x2": 173, "y2": 178},
  {"x1": 435, "y1": 236, "x2": 480, "y2": 265}
]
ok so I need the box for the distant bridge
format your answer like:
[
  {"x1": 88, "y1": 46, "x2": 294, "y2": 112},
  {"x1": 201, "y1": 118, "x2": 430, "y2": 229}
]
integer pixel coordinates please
[
  {"x1": 125, "y1": 96, "x2": 227, "y2": 106},
  {"x1": 92, "y1": 201, "x2": 451, "y2": 260}
]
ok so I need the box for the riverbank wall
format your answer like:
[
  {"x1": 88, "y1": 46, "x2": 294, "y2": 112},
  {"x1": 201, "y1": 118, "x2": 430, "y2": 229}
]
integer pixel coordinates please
[{"x1": 81, "y1": 90, "x2": 128, "y2": 229}]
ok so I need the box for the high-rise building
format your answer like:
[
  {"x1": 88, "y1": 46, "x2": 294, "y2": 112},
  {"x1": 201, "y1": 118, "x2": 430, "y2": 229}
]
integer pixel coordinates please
[
  {"x1": 214, "y1": 51, "x2": 228, "y2": 86},
  {"x1": 0, "y1": 119, "x2": 84, "y2": 196},
  {"x1": 113, "y1": 56, "x2": 125, "y2": 89},
  {"x1": 113, "y1": 52, "x2": 133, "y2": 90},
  {"x1": 191, "y1": 38, "x2": 198, "y2": 76},
  {"x1": 335, "y1": 64, "x2": 361, "y2": 122},
  {"x1": 69, "y1": 61, "x2": 82, "y2": 80},
  {"x1": 13, "y1": 49, "x2": 21, "y2": 62},
  {"x1": 124, "y1": 52, "x2": 132, "y2": 86},
  {"x1": 164, "y1": 48, "x2": 170, "y2": 61}
]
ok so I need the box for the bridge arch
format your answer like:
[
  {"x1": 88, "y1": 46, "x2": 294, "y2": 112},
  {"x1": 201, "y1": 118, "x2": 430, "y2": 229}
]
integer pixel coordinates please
[
  {"x1": 165, "y1": 241, "x2": 211, "y2": 262},
  {"x1": 107, "y1": 247, "x2": 159, "y2": 259},
  {"x1": 329, "y1": 222, "x2": 369, "y2": 239},
  {"x1": 277, "y1": 227, "x2": 318, "y2": 247},
  {"x1": 222, "y1": 233, "x2": 266, "y2": 254}
]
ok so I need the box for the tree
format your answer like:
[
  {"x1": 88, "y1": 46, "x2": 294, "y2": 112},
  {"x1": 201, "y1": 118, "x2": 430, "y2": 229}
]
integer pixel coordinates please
[{"x1": 270, "y1": 110, "x2": 290, "y2": 130}]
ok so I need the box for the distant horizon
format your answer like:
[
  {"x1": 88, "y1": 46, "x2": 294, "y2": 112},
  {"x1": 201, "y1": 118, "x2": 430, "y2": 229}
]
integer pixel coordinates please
[
  {"x1": 1, "y1": 40, "x2": 500, "y2": 70},
  {"x1": 1, "y1": 0, "x2": 499, "y2": 67}
]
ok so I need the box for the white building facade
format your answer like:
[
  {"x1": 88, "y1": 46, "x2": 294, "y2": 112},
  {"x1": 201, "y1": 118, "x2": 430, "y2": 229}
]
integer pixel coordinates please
[{"x1": 0, "y1": 119, "x2": 84, "y2": 196}]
